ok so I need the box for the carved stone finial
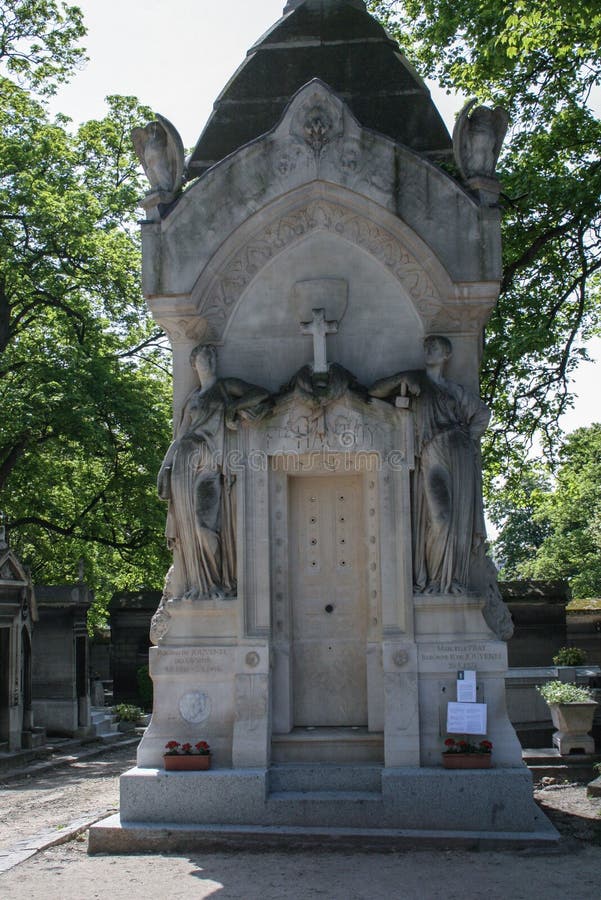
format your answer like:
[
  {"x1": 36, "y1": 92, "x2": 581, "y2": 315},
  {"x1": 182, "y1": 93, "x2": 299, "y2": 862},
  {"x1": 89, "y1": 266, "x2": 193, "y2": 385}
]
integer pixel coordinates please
[
  {"x1": 453, "y1": 99, "x2": 509, "y2": 204},
  {"x1": 0, "y1": 511, "x2": 7, "y2": 549},
  {"x1": 290, "y1": 87, "x2": 344, "y2": 158},
  {"x1": 132, "y1": 113, "x2": 186, "y2": 219}
]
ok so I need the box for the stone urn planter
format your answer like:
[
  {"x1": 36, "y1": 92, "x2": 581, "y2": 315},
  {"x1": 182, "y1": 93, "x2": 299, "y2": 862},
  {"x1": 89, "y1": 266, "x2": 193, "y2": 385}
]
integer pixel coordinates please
[
  {"x1": 163, "y1": 754, "x2": 211, "y2": 771},
  {"x1": 538, "y1": 681, "x2": 598, "y2": 755},
  {"x1": 548, "y1": 703, "x2": 598, "y2": 755},
  {"x1": 442, "y1": 753, "x2": 492, "y2": 770}
]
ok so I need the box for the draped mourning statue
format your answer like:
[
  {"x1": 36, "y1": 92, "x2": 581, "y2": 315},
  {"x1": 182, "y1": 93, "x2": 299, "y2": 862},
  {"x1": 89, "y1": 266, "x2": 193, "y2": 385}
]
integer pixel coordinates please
[
  {"x1": 370, "y1": 335, "x2": 490, "y2": 595},
  {"x1": 158, "y1": 345, "x2": 271, "y2": 600}
]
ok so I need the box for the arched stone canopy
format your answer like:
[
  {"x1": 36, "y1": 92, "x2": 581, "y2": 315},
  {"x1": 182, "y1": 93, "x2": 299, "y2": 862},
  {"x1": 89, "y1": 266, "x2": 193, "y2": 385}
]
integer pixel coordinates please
[
  {"x1": 144, "y1": 81, "x2": 501, "y2": 301},
  {"x1": 176, "y1": 184, "x2": 493, "y2": 391},
  {"x1": 147, "y1": 82, "x2": 501, "y2": 396},
  {"x1": 194, "y1": 185, "x2": 446, "y2": 338}
]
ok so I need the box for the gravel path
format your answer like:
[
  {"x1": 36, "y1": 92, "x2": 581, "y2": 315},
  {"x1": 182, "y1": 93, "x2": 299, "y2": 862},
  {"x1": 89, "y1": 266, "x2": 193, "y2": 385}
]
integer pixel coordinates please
[
  {"x1": 0, "y1": 744, "x2": 135, "y2": 848},
  {"x1": 1, "y1": 749, "x2": 600, "y2": 900}
]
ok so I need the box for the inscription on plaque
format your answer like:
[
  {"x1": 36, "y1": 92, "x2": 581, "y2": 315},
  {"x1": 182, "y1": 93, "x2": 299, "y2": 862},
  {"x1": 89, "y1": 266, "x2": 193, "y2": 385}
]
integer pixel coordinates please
[
  {"x1": 156, "y1": 647, "x2": 230, "y2": 675},
  {"x1": 418, "y1": 643, "x2": 505, "y2": 671}
]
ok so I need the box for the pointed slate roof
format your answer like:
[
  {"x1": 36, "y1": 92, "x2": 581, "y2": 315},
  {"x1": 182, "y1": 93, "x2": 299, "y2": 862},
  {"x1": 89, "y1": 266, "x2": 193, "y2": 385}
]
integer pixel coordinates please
[{"x1": 188, "y1": 0, "x2": 452, "y2": 175}]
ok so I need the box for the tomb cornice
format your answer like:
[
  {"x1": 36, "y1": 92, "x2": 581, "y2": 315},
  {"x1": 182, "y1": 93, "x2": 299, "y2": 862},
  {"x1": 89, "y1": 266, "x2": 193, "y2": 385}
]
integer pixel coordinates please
[{"x1": 144, "y1": 82, "x2": 499, "y2": 306}]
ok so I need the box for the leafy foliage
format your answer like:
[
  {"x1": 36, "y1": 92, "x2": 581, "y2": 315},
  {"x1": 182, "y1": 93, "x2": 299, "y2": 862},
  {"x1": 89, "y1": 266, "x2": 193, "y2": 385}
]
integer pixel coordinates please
[
  {"x1": 368, "y1": 1, "x2": 601, "y2": 483},
  {"x1": 0, "y1": 1, "x2": 86, "y2": 93},
  {"x1": 492, "y1": 425, "x2": 601, "y2": 597},
  {"x1": 537, "y1": 680, "x2": 594, "y2": 704},
  {"x1": 112, "y1": 703, "x2": 144, "y2": 722},
  {"x1": 520, "y1": 425, "x2": 601, "y2": 597},
  {"x1": 553, "y1": 646, "x2": 587, "y2": 666},
  {"x1": 0, "y1": 15, "x2": 172, "y2": 626},
  {"x1": 489, "y1": 468, "x2": 551, "y2": 577}
]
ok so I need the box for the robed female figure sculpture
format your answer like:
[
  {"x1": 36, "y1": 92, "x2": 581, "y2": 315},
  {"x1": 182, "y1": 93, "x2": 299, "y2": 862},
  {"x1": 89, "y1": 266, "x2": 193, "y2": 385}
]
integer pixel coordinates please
[
  {"x1": 158, "y1": 344, "x2": 270, "y2": 600},
  {"x1": 370, "y1": 335, "x2": 490, "y2": 595}
]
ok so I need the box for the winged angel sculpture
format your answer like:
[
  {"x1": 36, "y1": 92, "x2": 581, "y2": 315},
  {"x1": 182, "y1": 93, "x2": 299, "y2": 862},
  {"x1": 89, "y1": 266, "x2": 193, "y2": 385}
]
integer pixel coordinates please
[
  {"x1": 132, "y1": 113, "x2": 186, "y2": 205},
  {"x1": 453, "y1": 99, "x2": 509, "y2": 181}
]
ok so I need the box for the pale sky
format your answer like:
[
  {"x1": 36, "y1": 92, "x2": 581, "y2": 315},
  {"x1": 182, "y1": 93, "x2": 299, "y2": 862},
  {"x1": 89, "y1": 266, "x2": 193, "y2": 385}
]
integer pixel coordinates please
[{"x1": 49, "y1": 0, "x2": 600, "y2": 435}]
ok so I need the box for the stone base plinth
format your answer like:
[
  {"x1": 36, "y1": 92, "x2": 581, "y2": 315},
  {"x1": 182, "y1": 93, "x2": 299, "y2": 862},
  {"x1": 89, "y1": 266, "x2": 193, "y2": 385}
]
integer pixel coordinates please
[
  {"x1": 89, "y1": 815, "x2": 559, "y2": 854},
  {"x1": 552, "y1": 731, "x2": 595, "y2": 755},
  {"x1": 91, "y1": 764, "x2": 558, "y2": 850}
]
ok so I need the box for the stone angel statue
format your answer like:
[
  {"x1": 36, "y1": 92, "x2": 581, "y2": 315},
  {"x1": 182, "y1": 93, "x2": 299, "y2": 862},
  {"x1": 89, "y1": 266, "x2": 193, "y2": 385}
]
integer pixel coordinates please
[
  {"x1": 369, "y1": 335, "x2": 490, "y2": 596},
  {"x1": 158, "y1": 344, "x2": 271, "y2": 601},
  {"x1": 131, "y1": 113, "x2": 185, "y2": 197},
  {"x1": 453, "y1": 99, "x2": 509, "y2": 181}
]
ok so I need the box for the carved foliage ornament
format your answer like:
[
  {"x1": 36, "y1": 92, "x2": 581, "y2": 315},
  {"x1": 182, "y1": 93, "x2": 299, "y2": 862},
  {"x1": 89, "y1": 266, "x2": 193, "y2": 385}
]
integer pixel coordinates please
[
  {"x1": 199, "y1": 200, "x2": 445, "y2": 337},
  {"x1": 290, "y1": 91, "x2": 344, "y2": 157}
]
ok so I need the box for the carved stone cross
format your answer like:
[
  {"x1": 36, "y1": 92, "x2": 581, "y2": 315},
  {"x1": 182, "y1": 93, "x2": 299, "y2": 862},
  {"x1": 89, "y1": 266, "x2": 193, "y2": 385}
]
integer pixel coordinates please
[{"x1": 300, "y1": 308, "x2": 338, "y2": 374}]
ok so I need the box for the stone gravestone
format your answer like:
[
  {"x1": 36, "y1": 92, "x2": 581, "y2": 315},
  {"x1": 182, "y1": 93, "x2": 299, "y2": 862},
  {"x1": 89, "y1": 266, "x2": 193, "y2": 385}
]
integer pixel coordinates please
[{"x1": 92, "y1": 0, "x2": 556, "y2": 849}]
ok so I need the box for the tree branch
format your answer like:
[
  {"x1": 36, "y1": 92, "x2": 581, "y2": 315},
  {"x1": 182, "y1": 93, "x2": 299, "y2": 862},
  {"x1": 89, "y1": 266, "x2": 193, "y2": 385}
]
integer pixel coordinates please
[
  {"x1": 0, "y1": 432, "x2": 30, "y2": 489},
  {"x1": 8, "y1": 514, "x2": 148, "y2": 551}
]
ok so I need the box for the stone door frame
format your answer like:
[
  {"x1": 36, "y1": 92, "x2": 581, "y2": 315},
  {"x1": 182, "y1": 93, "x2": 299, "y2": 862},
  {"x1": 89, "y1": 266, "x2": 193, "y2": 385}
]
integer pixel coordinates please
[
  {"x1": 269, "y1": 455, "x2": 383, "y2": 735},
  {"x1": 235, "y1": 394, "x2": 422, "y2": 766}
]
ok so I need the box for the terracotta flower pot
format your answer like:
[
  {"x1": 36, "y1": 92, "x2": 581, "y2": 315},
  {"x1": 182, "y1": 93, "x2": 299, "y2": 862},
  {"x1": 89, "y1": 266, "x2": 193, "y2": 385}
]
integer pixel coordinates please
[
  {"x1": 163, "y1": 754, "x2": 211, "y2": 771},
  {"x1": 442, "y1": 753, "x2": 492, "y2": 769}
]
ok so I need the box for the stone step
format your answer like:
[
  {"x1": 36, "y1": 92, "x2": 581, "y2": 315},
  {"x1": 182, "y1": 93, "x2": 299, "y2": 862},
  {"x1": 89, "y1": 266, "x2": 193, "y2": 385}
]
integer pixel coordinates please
[
  {"x1": 265, "y1": 789, "x2": 383, "y2": 828},
  {"x1": 271, "y1": 728, "x2": 384, "y2": 764},
  {"x1": 523, "y1": 748, "x2": 601, "y2": 766},
  {"x1": 90, "y1": 814, "x2": 561, "y2": 854},
  {"x1": 269, "y1": 763, "x2": 383, "y2": 793},
  {"x1": 0, "y1": 745, "x2": 54, "y2": 772},
  {"x1": 97, "y1": 731, "x2": 129, "y2": 745},
  {"x1": 269, "y1": 790, "x2": 382, "y2": 803},
  {"x1": 522, "y1": 748, "x2": 601, "y2": 783}
]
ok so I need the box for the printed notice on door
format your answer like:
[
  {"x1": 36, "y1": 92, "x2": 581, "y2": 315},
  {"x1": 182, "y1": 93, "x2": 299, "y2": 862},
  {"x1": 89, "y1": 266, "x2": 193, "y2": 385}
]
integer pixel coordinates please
[{"x1": 446, "y1": 701, "x2": 487, "y2": 735}]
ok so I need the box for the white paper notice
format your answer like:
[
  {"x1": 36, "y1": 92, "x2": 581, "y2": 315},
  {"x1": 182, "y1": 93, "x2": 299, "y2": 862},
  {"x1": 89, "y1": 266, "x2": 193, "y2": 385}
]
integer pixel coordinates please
[
  {"x1": 446, "y1": 701, "x2": 487, "y2": 735},
  {"x1": 457, "y1": 670, "x2": 477, "y2": 703}
]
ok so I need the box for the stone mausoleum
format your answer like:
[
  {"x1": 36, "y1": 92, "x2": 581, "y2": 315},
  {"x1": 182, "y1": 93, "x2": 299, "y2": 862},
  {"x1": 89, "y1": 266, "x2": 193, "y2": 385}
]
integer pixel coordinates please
[
  {"x1": 32, "y1": 582, "x2": 93, "y2": 737},
  {"x1": 92, "y1": 0, "x2": 556, "y2": 848},
  {"x1": 0, "y1": 524, "x2": 40, "y2": 752}
]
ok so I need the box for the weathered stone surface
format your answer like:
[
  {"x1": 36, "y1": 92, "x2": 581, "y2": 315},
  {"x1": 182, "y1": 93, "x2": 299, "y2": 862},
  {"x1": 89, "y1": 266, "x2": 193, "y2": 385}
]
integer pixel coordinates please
[
  {"x1": 32, "y1": 584, "x2": 91, "y2": 737},
  {"x1": 127, "y1": 0, "x2": 544, "y2": 845},
  {"x1": 117, "y1": 765, "x2": 553, "y2": 836}
]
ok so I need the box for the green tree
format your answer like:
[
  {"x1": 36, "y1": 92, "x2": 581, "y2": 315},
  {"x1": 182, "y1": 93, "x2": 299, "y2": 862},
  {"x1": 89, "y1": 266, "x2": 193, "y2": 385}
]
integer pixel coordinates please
[
  {"x1": 0, "y1": 1, "x2": 86, "y2": 93},
  {"x1": 369, "y1": 1, "x2": 601, "y2": 486},
  {"x1": 489, "y1": 469, "x2": 551, "y2": 578},
  {"x1": 0, "y1": 9, "x2": 172, "y2": 625},
  {"x1": 504, "y1": 425, "x2": 601, "y2": 597}
]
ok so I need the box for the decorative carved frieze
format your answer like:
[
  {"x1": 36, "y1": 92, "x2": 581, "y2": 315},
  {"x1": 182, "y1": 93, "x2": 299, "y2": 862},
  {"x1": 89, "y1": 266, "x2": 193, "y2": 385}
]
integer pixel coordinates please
[{"x1": 198, "y1": 199, "x2": 447, "y2": 339}]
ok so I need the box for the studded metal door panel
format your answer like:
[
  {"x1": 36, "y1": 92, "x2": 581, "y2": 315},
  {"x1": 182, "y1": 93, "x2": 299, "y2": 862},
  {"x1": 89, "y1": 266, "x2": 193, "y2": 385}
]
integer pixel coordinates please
[{"x1": 289, "y1": 475, "x2": 367, "y2": 726}]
